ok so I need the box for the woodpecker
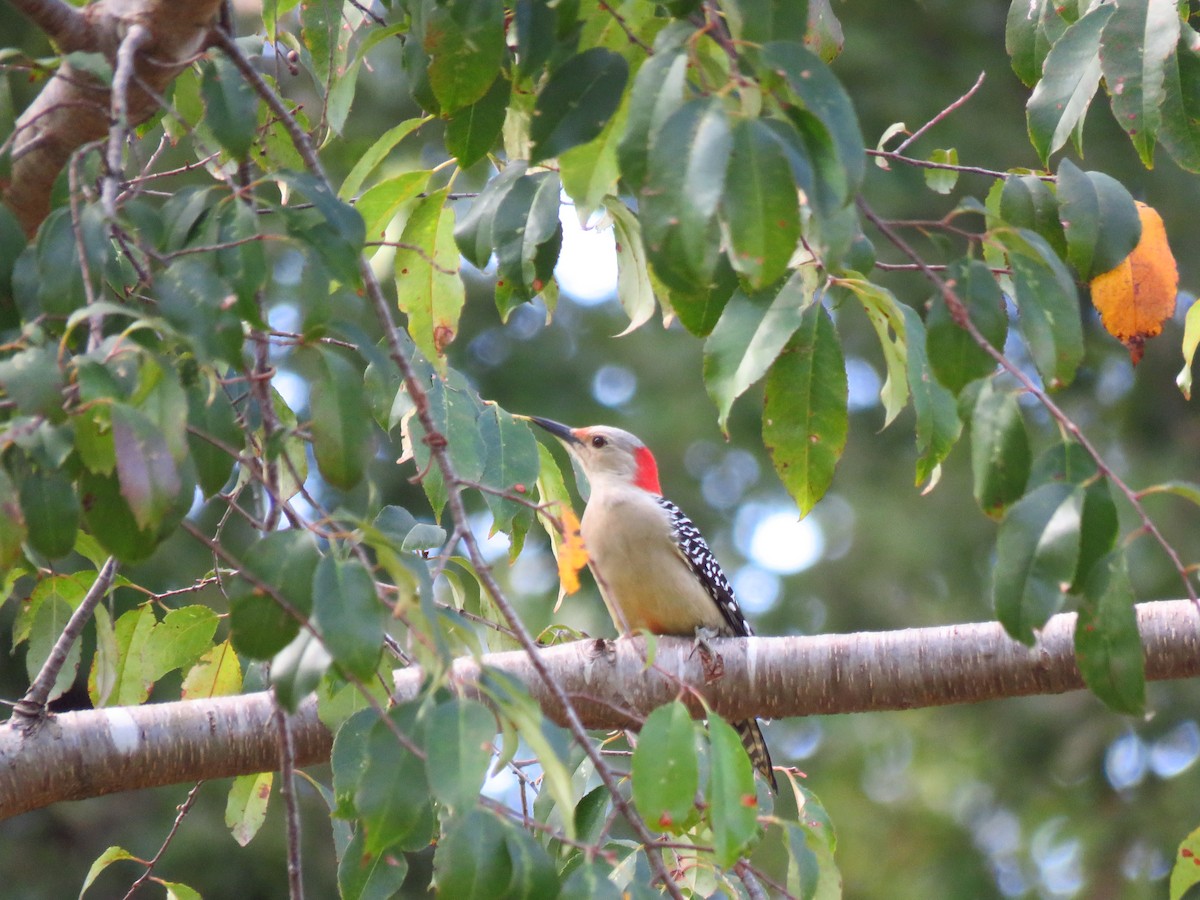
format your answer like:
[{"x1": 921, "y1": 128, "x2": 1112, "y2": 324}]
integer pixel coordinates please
[{"x1": 530, "y1": 417, "x2": 778, "y2": 793}]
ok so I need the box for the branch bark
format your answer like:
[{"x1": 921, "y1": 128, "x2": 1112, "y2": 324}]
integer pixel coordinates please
[
  {"x1": 4, "y1": 0, "x2": 224, "y2": 236},
  {"x1": 2, "y1": 600, "x2": 1197, "y2": 820}
]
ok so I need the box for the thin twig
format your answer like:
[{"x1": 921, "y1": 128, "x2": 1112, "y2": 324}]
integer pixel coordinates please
[
  {"x1": 13, "y1": 557, "x2": 118, "y2": 724},
  {"x1": 894, "y1": 71, "x2": 986, "y2": 154},
  {"x1": 734, "y1": 858, "x2": 770, "y2": 900},
  {"x1": 103, "y1": 24, "x2": 152, "y2": 219},
  {"x1": 598, "y1": 0, "x2": 652, "y2": 54},
  {"x1": 120, "y1": 781, "x2": 206, "y2": 900},
  {"x1": 275, "y1": 698, "x2": 305, "y2": 900},
  {"x1": 867, "y1": 148, "x2": 1031, "y2": 181},
  {"x1": 859, "y1": 196, "x2": 1200, "y2": 609}
]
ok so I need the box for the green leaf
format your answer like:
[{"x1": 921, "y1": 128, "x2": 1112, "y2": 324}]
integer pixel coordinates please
[
  {"x1": 722, "y1": 117, "x2": 802, "y2": 288},
  {"x1": 332, "y1": 708, "x2": 377, "y2": 819},
  {"x1": 492, "y1": 171, "x2": 563, "y2": 315},
  {"x1": 704, "y1": 267, "x2": 818, "y2": 434},
  {"x1": 633, "y1": 701, "x2": 699, "y2": 833},
  {"x1": 300, "y1": 0, "x2": 344, "y2": 88},
  {"x1": 80, "y1": 469, "x2": 158, "y2": 563},
  {"x1": 446, "y1": 74, "x2": 511, "y2": 169},
  {"x1": 668, "y1": 255, "x2": 740, "y2": 338},
  {"x1": 144, "y1": 605, "x2": 219, "y2": 682},
  {"x1": 994, "y1": 482, "x2": 1083, "y2": 644},
  {"x1": 33, "y1": 206, "x2": 104, "y2": 317},
  {"x1": 640, "y1": 98, "x2": 732, "y2": 293},
  {"x1": 606, "y1": 198, "x2": 658, "y2": 333},
  {"x1": 186, "y1": 381, "x2": 241, "y2": 498},
  {"x1": 337, "y1": 827, "x2": 408, "y2": 900},
  {"x1": 761, "y1": 41, "x2": 865, "y2": 199},
  {"x1": 25, "y1": 590, "x2": 80, "y2": 703},
  {"x1": 80, "y1": 846, "x2": 137, "y2": 898},
  {"x1": 339, "y1": 117, "x2": 428, "y2": 200},
  {"x1": 88, "y1": 604, "x2": 118, "y2": 707},
  {"x1": 0, "y1": 345, "x2": 65, "y2": 422},
  {"x1": 275, "y1": 171, "x2": 366, "y2": 281},
  {"x1": 926, "y1": 259, "x2": 1007, "y2": 394},
  {"x1": 308, "y1": 347, "x2": 372, "y2": 491},
  {"x1": 1006, "y1": 0, "x2": 1073, "y2": 88},
  {"x1": 454, "y1": 162, "x2": 527, "y2": 270},
  {"x1": 19, "y1": 468, "x2": 80, "y2": 559},
  {"x1": 356, "y1": 704, "x2": 434, "y2": 855},
  {"x1": 1026, "y1": 4, "x2": 1114, "y2": 164},
  {"x1": 395, "y1": 188, "x2": 464, "y2": 373},
  {"x1": 999, "y1": 174, "x2": 1067, "y2": 261},
  {"x1": 530, "y1": 47, "x2": 629, "y2": 163},
  {"x1": 181, "y1": 639, "x2": 243, "y2": 699},
  {"x1": 425, "y1": 0, "x2": 506, "y2": 114},
  {"x1": 226, "y1": 772, "x2": 273, "y2": 847},
  {"x1": 157, "y1": 257, "x2": 245, "y2": 366},
  {"x1": 1158, "y1": 29, "x2": 1200, "y2": 173},
  {"x1": 902, "y1": 306, "x2": 962, "y2": 488},
  {"x1": 763, "y1": 302, "x2": 848, "y2": 517},
  {"x1": 313, "y1": 555, "x2": 384, "y2": 680},
  {"x1": 558, "y1": 92, "x2": 628, "y2": 222},
  {"x1": 844, "y1": 279, "x2": 909, "y2": 427},
  {"x1": 1073, "y1": 478, "x2": 1118, "y2": 594},
  {"x1": 408, "y1": 368, "x2": 488, "y2": 518},
  {"x1": 1075, "y1": 550, "x2": 1144, "y2": 715},
  {"x1": 270, "y1": 629, "x2": 332, "y2": 712},
  {"x1": 1055, "y1": 159, "x2": 1141, "y2": 281},
  {"x1": 478, "y1": 403, "x2": 540, "y2": 534},
  {"x1": 200, "y1": 56, "x2": 258, "y2": 160},
  {"x1": 727, "y1": 0, "x2": 808, "y2": 45},
  {"x1": 617, "y1": 41, "x2": 689, "y2": 193},
  {"x1": 422, "y1": 698, "x2": 496, "y2": 813},
  {"x1": 433, "y1": 807, "x2": 518, "y2": 898},
  {"x1": 162, "y1": 880, "x2": 201, "y2": 900},
  {"x1": 970, "y1": 382, "x2": 1031, "y2": 519},
  {"x1": 108, "y1": 604, "x2": 157, "y2": 706},
  {"x1": 924, "y1": 148, "x2": 959, "y2": 194},
  {"x1": 357, "y1": 171, "x2": 430, "y2": 244},
  {"x1": 706, "y1": 713, "x2": 760, "y2": 868},
  {"x1": 997, "y1": 228, "x2": 1083, "y2": 389},
  {"x1": 110, "y1": 403, "x2": 181, "y2": 533},
  {"x1": 228, "y1": 530, "x2": 321, "y2": 660},
  {"x1": 1171, "y1": 824, "x2": 1200, "y2": 900},
  {"x1": 560, "y1": 861, "x2": 625, "y2": 900},
  {"x1": 1029, "y1": 440, "x2": 1097, "y2": 489},
  {"x1": 0, "y1": 470, "x2": 25, "y2": 577},
  {"x1": 1099, "y1": 0, "x2": 1178, "y2": 167}
]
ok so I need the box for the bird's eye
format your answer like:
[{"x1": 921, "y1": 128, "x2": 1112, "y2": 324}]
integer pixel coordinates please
[{"x1": 591, "y1": 435, "x2": 607, "y2": 449}]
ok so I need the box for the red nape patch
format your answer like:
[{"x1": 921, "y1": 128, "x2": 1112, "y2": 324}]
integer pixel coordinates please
[{"x1": 634, "y1": 445, "x2": 662, "y2": 494}]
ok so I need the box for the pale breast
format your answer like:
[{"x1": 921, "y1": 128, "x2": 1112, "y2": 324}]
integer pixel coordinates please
[{"x1": 580, "y1": 490, "x2": 727, "y2": 636}]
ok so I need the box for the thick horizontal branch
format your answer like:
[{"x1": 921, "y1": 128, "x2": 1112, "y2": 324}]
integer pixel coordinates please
[{"x1": 2, "y1": 600, "x2": 1197, "y2": 820}]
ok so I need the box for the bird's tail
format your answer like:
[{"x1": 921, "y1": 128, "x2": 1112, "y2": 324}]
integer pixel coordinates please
[{"x1": 736, "y1": 719, "x2": 778, "y2": 793}]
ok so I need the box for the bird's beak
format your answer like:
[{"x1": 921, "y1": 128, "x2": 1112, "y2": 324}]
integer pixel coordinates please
[{"x1": 528, "y1": 416, "x2": 581, "y2": 445}]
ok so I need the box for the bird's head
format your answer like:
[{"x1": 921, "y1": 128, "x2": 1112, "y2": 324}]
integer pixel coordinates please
[{"x1": 528, "y1": 417, "x2": 662, "y2": 495}]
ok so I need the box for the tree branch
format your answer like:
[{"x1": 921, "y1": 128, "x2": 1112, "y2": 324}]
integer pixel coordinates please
[
  {"x1": 8, "y1": 0, "x2": 93, "y2": 52},
  {"x1": 2, "y1": 600, "x2": 1196, "y2": 820},
  {"x1": 3, "y1": 0, "x2": 224, "y2": 236}
]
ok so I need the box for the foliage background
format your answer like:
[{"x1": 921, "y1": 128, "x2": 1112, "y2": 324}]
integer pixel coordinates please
[{"x1": 1, "y1": 0, "x2": 1199, "y2": 897}]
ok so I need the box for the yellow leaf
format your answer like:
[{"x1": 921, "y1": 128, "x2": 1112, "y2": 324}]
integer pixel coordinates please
[
  {"x1": 555, "y1": 505, "x2": 589, "y2": 601},
  {"x1": 1177, "y1": 300, "x2": 1200, "y2": 399},
  {"x1": 1089, "y1": 202, "x2": 1178, "y2": 365}
]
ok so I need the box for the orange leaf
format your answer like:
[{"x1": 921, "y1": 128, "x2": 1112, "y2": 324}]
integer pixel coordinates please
[
  {"x1": 555, "y1": 506, "x2": 588, "y2": 599},
  {"x1": 1089, "y1": 202, "x2": 1178, "y2": 365}
]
